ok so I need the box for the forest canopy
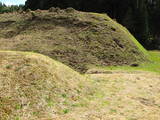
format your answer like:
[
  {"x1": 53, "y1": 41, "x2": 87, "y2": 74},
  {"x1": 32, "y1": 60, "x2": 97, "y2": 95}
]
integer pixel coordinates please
[{"x1": 11, "y1": 0, "x2": 160, "y2": 49}]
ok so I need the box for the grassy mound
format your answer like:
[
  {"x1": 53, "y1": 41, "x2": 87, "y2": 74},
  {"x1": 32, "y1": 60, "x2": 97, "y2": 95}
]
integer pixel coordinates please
[
  {"x1": 0, "y1": 9, "x2": 149, "y2": 72},
  {"x1": 0, "y1": 51, "x2": 88, "y2": 119},
  {"x1": 0, "y1": 51, "x2": 159, "y2": 119}
]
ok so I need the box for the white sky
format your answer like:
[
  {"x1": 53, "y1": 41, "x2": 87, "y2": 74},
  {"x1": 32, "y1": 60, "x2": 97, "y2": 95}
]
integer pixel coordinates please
[{"x1": 0, "y1": 0, "x2": 26, "y2": 5}]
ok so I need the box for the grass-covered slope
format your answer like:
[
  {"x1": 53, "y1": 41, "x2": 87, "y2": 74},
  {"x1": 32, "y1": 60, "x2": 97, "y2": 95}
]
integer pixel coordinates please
[
  {"x1": 0, "y1": 51, "x2": 88, "y2": 120},
  {"x1": 0, "y1": 51, "x2": 159, "y2": 120},
  {"x1": 102, "y1": 51, "x2": 160, "y2": 74},
  {"x1": 0, "y1": 9, "x2": 149, "y2": 72}
]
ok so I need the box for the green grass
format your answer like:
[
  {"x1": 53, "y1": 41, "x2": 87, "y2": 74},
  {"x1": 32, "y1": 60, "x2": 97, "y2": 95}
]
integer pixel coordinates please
[{"x1": 104, "y1": 51, "x2": 160, "y2": 74}]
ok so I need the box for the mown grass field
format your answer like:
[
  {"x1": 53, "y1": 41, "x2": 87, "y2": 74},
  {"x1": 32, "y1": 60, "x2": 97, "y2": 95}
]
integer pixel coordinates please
[{"x1": 103, "y1": 51, "x2": 160, "y2": 74}]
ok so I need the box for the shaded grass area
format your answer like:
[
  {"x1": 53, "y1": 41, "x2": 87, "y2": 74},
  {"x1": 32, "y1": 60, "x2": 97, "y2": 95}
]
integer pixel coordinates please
[{"x1": 104, "y1": 51, "x2": 160, "y2": 74}]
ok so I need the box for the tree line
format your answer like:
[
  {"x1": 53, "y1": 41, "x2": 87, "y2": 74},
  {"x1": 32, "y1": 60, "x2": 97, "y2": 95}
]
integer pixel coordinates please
[
  {"x1": 1, "y1": 0, "x2": 160, "y2": 49},
  {"x1": 0, "y1": 2, "x2": 24, "y2": 13}
]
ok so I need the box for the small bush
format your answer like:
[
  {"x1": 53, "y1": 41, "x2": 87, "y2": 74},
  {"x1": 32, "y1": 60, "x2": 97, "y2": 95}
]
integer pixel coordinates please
[
  {"x1": 31, "y1": 11, "x2": 36, "y2": 20},
  {"x1": 26, "y1": 8, "x2": 31, "y2": 13},
  {"x1": 49, "y1": 7, "x2": 55, "y2": 12},
  {"x1": 63, "y1": 109, "x2": 69, "y2": 114},
  {"x1": 49, "y1": 7, "x2": 60, "y2": 13},
  {"x1": 65, "y1": 7, "x2": 75, "y2": 13},
  {"x1": 35, "y1": 9, "x2": 41, "y2": 13}
]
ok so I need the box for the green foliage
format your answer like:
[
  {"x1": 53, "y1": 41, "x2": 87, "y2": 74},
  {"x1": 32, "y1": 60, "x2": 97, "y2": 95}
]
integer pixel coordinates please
[
  {"x1": 63, "y1": 109, "x2": 70, "y2": 114},
  {"x1": 62, "y1": 94, "x2": 67, "y2": 98}
]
